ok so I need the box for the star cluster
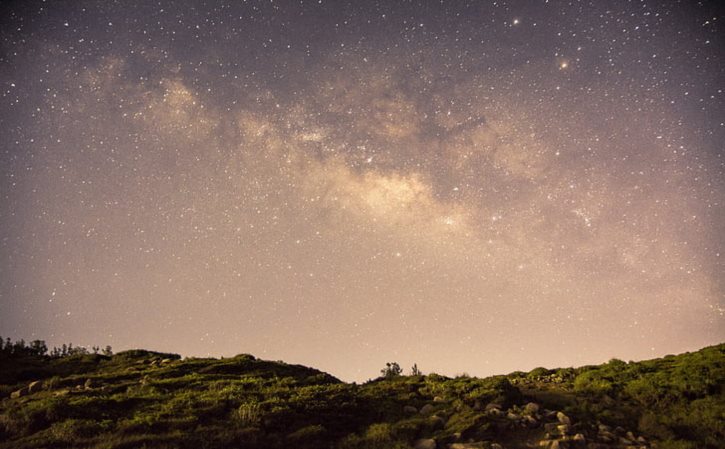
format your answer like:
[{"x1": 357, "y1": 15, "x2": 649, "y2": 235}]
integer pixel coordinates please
[{"x1": 1, "y1": 1, "x2": 723, "y2": 381}]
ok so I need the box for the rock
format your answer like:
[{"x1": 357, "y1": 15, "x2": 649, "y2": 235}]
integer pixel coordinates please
[
  {"x1": 636, "y1": 436, "x2": 647, "y2": 443},
  {"x1": 420, "y1": 404, "x2": 436, "y2": 415},
  {"x1": 539, "y1": 440, "x2": 553, "y2": 448},
  {"x1": 414, "y1": 438, "x2": 437, "y2": 449},
  {"x1": 161, "y1": 358, "x2": 173, "y2": 364},
  {"x1": 523, "y1": 402, "x2": 540, "y2": 415},
  {"x1": 626, "y1": 431, "x2": 636, "y2": 440},
  {"x1": 10, "y1": 387, "x2": 28, "y2": 399},
  {"x1": 523, "y1": 415, "x2": 538, "y2": 427},
  {"x1": 433, "y1": 396, "x2": 445, "y2": 402},
  {"x1": 487, "y1": 408, "x2": 503, "y2": 417},
  {"x1": 448, "y1": 443, "x2": 487, "y2": 449},
  {"x1": 557, "y1": 424, "x2": 571, "y2": 435},
  {"x1": 404, "y1": 405, "x2": 418, "y2": 414},
  {"x1": 598, "y1": 431, "x2": 615, "y2": 443},
  {"x1": 597, "y1": 424, "x2": 611, "y2": 432},
  {"x1": 485, "y1": 403, "x2": 503, "y2": 412},
  {"x1": 53, "y1": 389, "x2": 70, "y2": 397},
  {"x1": 507, "y1": 412, "x2": 520, "y2": 420},
  {"x1": 571, "y1": 434, "x2": 586, "y2": 448},
  {"x1": 84, "y1": 378, "x2": 95, "y2": 389},
  {"x1": 556, "y1": 412, "x2": 571, "y2": 425},
  {"x1": 619, "y1": 437, "x2": 634, "y2": 445},
  {"x1": 544, "y1": 422, "x2": 560, "y2": 433},
  {"x1": 429, "y1": 415, "x2": 445, "y2": 429},
  {"x1": 28, "y1": 380, "x2": 43, "y2": 394}
]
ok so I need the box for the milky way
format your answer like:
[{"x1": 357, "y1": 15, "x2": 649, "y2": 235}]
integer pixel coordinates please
[{"x1": 1, "y1": 1, "x2": 723, "y2": 381}]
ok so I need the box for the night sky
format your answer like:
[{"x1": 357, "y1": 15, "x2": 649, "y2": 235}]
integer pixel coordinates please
[{"x1": 1, "y1": 0, "x2": 723, "y2": 382}]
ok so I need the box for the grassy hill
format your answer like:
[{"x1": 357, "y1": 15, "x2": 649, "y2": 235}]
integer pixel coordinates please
[{"x1": 0, "y1": 341, "x2": 722, "y2": 449}]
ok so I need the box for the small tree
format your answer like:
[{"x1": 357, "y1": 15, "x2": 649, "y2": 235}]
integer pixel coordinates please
[
  {"x1": 102, "y1": 345, "x2": 113, "y2": 356},
  {"x1": 411, "y1": 363, "x2": 421, "y2": 376},
  {"x1": 381, "y1": 362, "x2": 402, "y2": 379}
]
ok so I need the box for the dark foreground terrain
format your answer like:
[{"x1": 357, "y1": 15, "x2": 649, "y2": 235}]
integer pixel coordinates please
[{"x1": 0, "y1": 340, "x2": 722, "y2": 449}]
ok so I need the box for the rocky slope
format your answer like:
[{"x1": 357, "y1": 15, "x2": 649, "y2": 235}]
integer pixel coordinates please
[{"x1": 0, "y1": 343, "x2": 722, "y2": 449}]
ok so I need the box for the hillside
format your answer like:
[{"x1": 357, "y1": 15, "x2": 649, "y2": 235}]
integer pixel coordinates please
[{"x1": 0, "y1": 342, "x2": 722, "y2": 449}]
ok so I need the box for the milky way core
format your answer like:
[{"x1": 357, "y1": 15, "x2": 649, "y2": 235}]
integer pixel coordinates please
[{"x1": 1, "y1": 1, "x2": 723, "y2": 381}]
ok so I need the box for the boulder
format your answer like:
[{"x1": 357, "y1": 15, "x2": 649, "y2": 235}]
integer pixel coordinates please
[
  {"x1": 485, "y1": 403, "x2": 502, "y2": 412},
  {"x1": 420, "y1": 404, "x2": 436, "y2": 415},
  {"x1": 556, "y1": 412, "x2": 571, "y2": 425},
  {"x1": 414, "y1": 438, "x2": 437, "y2": 449},
  {"x1": 433, "y1": 396, "x2": 446, "y2": 402},
  {"x1": 523, "y1": 402, "x2": 540, "y2": 415},
  {"x1": 507, "y1": 412, "x2": 520, "y2": 420},
  {"x1": 404, "y1": 405, "x2": 418, "y2": 414},
  {"x1": 10, "y1": 387, "x2": 28, "y2": 399},
  {"x1": 557, "y1": 424, "x2": 571, "y2": 435},
  {"x1": 28, "y1": 380, "x2": 43, "y2": 394}
]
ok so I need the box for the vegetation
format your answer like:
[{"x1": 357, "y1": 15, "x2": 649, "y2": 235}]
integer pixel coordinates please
[{"x1": 0, "y1": 337, "x2": 722, "y2": 449}]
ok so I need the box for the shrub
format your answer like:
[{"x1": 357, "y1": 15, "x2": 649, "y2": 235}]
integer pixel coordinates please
[{"x1": 235, "y1": 401, "x2": 261, "y2": 427}]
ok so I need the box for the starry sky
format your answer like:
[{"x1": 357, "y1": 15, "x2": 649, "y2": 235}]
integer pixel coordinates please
[{"x1": 1, "y1": 0, "x2": 723, "y2": 382}]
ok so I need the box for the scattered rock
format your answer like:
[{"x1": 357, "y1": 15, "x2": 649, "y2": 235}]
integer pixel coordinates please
[
  {"x1": 544, "y1": 422, "x2": 560, "y2": 433},
  {"x1": 161, "y1": 358, "x2": 173, "y2": 364},
  {"x1": 420, "y1": 404, "x2": 436, "y2": 415},
  {"x1": 414, "y1": 438, "x2": 437, "y2": 449},
  {"x1": 557, "y1": 424, "x2": 571, "y2": 435},
  {"x1": 433, "y1": 396, "x2": 445, "y2": 402},
  {"x1": 10, "y1": 387, "x2": 28, "y2": 399},
  {"x1": 556, "y1": 412, "x2": 571, "y2": 425},
  {"x1": 523, "y1": 402, "x2": 540, "y2": 415},
  {"x1": 84, "y1": 378, "x2": 95, "y2": 389},
  {"x1": 404, "y1": 405, "x2": 418, "y2": 414},
  {"x1": 507, "y1": 411, "x2": 520, "y2": 420},
  {"x1": 485, "y1": 403, "x2": 502, "y2": 412},
  {"x1": 28, "y1": 380, "x2": 43, "y2": 394}
]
